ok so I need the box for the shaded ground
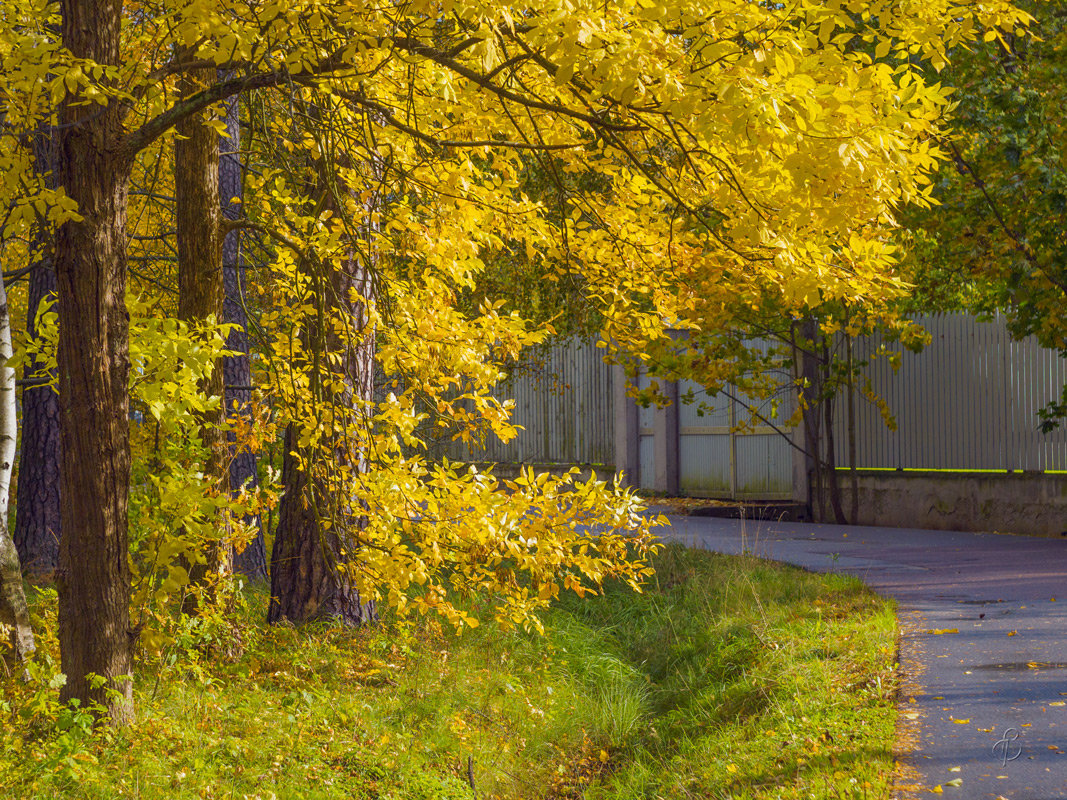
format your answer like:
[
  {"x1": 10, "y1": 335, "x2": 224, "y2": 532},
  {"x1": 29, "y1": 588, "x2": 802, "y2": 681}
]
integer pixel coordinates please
[{"x1": 654, "y1": 513, "x2": 1067, "y2": 800}]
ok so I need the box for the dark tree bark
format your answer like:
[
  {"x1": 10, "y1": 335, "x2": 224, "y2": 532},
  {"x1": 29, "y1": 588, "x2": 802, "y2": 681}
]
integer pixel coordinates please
[
  {"x1": 14, "y1": 126, "x2": 62, "y2": 578},
  {"x1": 820, "y1": 355, "x2": 848, "y2": 525},
  {"x1": 269, "y1": 155, "x2": 378, "y2": 625},
  {"x1": 268, "y1": 422, "x2": 377, "y2": 625},
  {"x1": 268, "y1": 287, "x2": 378, "y2": 625},
  {"x1": 175, "y1": 62, "x2": 231, "y2": 606},
  {"x1": 56, "y1": 0, "x2": 134, "y2": 723},
  {"x1": 219, "y1": 85, "x2": 267, "y2": 580}
]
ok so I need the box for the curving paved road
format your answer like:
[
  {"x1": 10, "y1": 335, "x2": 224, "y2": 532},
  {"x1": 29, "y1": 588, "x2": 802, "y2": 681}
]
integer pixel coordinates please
[{"x1": 655, "y1": 513, "x2": 1067, "y2": 800}]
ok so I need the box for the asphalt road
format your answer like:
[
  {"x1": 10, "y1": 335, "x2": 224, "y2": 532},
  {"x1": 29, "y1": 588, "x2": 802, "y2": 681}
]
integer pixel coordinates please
[{"x1": 654, "y1": 513, "x2": 1067, "y2": 800}]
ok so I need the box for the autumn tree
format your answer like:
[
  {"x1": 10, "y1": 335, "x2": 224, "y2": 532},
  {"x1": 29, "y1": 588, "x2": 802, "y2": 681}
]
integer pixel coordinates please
[
  {"x1": 900, "y1": 2, "x2": 1067, "y2": 425},
  {"x1": 1, "y1": 0, "x2": 1030, "y2": 722}
]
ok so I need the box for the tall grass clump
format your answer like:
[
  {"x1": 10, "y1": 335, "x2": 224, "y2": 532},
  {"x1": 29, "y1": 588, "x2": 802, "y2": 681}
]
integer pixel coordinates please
[{"x1": 0, "y1": 544, "x2": 897, "y2": 799}]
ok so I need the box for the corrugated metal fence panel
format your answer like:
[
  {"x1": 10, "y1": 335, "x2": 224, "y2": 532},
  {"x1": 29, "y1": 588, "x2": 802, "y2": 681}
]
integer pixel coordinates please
[
  {"x1": 440, "y1": 338, "x2": 615, "y2": 465},
  {"x1": 840, "y1": 313, "x2": 1067, "y2": 471},
  {"x1": 637, "y1": 370, "x2": 656, "y2": 487},
  {"x1": 677, "y1": 379, "x2": 732, "y2": 495},
  {"x1": 672, "y1": 339, "x2": 796, "y2": 498},
  {"x1": 729, "y1": 365, "x2": 796, "y2": 499}
]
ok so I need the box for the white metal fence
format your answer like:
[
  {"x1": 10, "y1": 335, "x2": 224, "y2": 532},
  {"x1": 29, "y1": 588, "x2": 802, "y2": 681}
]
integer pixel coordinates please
[
  {"x1": 634, "y1": 361, "x2": 796, "y2": 499},
  {"x1": 841, "y1": 313, "x2": 1067, "y2": 471},
  {"x1": 437, "y1": 338, "x2": 615, "y2": 466},
  {"x1": 442, "y1": 314, "x2": 1067, "y2": 492}
]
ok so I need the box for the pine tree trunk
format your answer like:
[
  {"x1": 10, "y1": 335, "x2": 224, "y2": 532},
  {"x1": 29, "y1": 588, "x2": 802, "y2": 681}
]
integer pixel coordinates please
[
  {"x1": 56, "y1": 0, "x2": 134, "y2": 724},
  {"x1": 268, "y1": 424, "x2": 377, "y2": 625},
  {"x1": 0, "y1": 276, "x2": 35, "y2": 666},
  {"x1": 269, "y1": 164, "x2": 378, "y2": 625},
  {"x1": 175, "y1": 61, "x2": 231, "y2": 606},
  {"x1": 219, "y1": 86, "x2": 267, "y2": 580},
  {"x1": 14, "y1": 128, "x2": 62, "y2": 578}
]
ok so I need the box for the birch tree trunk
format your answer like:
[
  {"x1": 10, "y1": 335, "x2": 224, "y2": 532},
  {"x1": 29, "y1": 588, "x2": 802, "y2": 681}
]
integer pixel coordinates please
[{"x1": 0, "y1": 276, "x2": 35, "y2": 665}]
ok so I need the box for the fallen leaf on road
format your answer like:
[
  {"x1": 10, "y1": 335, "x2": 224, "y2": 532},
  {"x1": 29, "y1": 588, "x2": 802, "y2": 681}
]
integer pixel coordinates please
[
  {"x1": 1007, "y1": 630, "x2": 1017, "y2": 637},
  {"x1": 978, "y1": 727, "x2": 993, "y2": 732},
  {"x1": 948, "y1": 766, "x2": 961, "y2": 772},
  {"x1": 930, "y1": 785, "x2": 943, "y2": 794},
  {"x1": 944, "y1": 778, "x2": 963, "y2": 787},
  {"x1": 1050, "y1": 701, "x2": 1066, "y2": 707},
  {"x1": 953, "y1": 719, "x2": 970, "y2": 724},
  {"x1": 926, "y1": 628, "x2": 959, "y2": 635}
]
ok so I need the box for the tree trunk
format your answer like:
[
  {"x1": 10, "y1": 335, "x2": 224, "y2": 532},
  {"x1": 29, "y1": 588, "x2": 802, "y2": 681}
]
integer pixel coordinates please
[
  {"x1": 845, "y1": 327, "x2": 858, "y2": 525},
  {"x1": 14, "y1": 127, "x2": 62, "y2": 578},
  {"x1": 795, "y1": 318, "x2": 824, "y2": 521},
  {"x1": 269, "y1": 159, "x2": 378, "y2": 625},
  {"x1": 175, "y1": 61, "x2": 231, "y2": 608},
  {"x1": 0, "y1": 275, "x2": 35, "y2": 666},
  {"x1": 821, "y1": 341, "x2": 848, "y2": 525},
  {"x1": 268, "y1": 424, "x2": 377, "y2": 625},
  {"x1": 56, "y1": 0, "x2": 134, "y2": 723},
  {"x1": 219, "y1": 85, "x2": 267, "y2": 580}
]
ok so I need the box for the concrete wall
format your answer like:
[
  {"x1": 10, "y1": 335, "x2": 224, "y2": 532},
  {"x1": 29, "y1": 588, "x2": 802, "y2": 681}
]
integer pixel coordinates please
[{"x1": 818, "y1": 470, "x2": 1067, "y2": 537}]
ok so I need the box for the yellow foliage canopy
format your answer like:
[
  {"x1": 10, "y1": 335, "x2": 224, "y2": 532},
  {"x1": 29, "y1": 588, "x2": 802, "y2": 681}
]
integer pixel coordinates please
[{"x1": 0, "y1": 0, "x2": 1031, "y2": 628}]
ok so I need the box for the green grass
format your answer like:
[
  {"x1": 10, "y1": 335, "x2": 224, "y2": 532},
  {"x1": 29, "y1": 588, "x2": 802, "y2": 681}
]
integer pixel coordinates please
[{"x1": 0, "y1": 545, "x2": 898, "y2": 799}]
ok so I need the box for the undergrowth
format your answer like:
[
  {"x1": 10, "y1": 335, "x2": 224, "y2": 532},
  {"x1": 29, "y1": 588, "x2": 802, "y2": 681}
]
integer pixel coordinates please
[{"x1": 0, "y1": 544, "x2": 897, "y2": 799}]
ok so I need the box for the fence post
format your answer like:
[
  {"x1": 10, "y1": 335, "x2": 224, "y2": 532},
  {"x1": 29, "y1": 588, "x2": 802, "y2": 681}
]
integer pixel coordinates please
[
  {"x1": 654, "y1": 379, "x2": 680, "y2": 495},
  {"x1": 613, "y1": 364, "x2": 640, "y2": 487}
]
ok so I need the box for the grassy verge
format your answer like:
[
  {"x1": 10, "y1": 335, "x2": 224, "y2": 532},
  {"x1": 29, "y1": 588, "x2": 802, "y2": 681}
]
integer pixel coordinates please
[{"x1": 0, "y1": 544, "x2": 898, "y2": 799}]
